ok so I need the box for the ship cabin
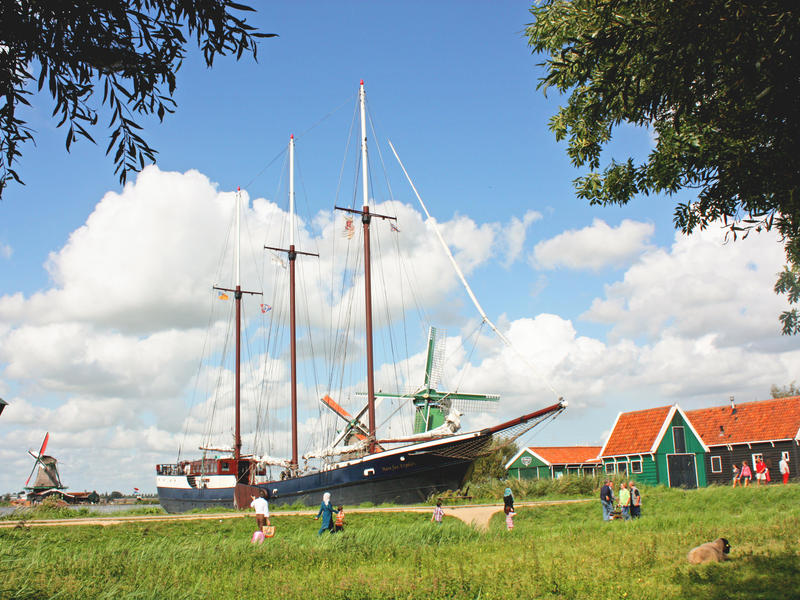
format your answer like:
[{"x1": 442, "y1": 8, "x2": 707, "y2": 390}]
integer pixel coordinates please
[
  {"x1": 599, "y1": 405, "x2": 708, "y2": 488},
  {"x1": 505, "y1": 446, "x2": 602, "y2": 480},
  {"x1": 686, "y1": 396, "x2": 800, "y2": 485},
  {"x1": 156, "y1": 457, "x2": 267, "y2": 482}
]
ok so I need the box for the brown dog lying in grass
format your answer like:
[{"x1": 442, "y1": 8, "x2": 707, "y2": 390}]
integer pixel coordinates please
[{"x1": 687, "y1": 537, "x2": 731, "y2": 564}]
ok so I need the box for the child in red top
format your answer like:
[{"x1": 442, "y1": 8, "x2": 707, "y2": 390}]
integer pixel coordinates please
[{"x1": 334, "y1": 506, "x2": 345, "y2": 532}]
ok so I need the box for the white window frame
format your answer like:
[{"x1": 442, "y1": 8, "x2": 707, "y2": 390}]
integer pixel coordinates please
[
  {"x1": 631, "y1": 460, "x2": 643, "y2": 474},
  {"x1": 782, "y1": 451, "x2": 790, "y2": 462},
  {"x1": 710, "y1": 455, "x2": 722, "y2": 473},
  {"x1": 751, "y1": 453, "x2": 763, "y2": 469}
]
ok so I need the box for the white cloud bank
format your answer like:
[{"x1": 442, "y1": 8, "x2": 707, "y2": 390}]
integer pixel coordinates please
[{"x1": 531, "y1": 218, "x2": 654, "y2": 271}]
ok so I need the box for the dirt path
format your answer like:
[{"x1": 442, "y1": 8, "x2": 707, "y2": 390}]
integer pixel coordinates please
[{"x1": 0, "y1": 498, "x2": 591, "y2": 531}]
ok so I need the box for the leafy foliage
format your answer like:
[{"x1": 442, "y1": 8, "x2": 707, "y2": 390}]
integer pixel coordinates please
[
  {"x1": 0, "y1": 1, "x2": 276, "y2": 198},
  {"x1": 527, "y1": 1, "x2": 800, "y2": 333},
  {"x1": 770, "y1": 381, "x2": 799, "y2": 399},
  {"x1": 467, "y1": 438, "x2": 519, "y2": 483}
]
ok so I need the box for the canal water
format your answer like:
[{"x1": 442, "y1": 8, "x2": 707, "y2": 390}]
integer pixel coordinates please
[{"x1": 0, "y1": 504, "x2": 162, "y2": 517}]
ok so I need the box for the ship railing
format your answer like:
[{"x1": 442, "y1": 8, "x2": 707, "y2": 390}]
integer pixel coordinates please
[{"x1": 156, "y1": 464, "x2": 183, "y2": 476}]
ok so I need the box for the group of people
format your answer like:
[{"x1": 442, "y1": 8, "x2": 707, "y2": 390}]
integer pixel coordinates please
[
  {"x1": 248, "y1": 489, "x2": 345, "y2": 543},
  {"x1": 733, "y1": 456, "x2": 791, "y2": 487},
  {"x1": 314, "y1": 491, "x2": 345, "y2": 535},
  {"x1": 599, "y1": 480, "x2": 642, "y2": 521}
]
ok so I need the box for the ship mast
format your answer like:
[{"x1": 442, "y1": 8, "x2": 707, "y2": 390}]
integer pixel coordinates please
[
  {"x1": 334, "y1": 81, "x2": 396, "y2": 452},
  {"x1": 214, "y1": 189, "x2": 261, "y2": 472},
  {"x1": 359, "y1": 80, "x2": 378, "y2": 448},
  {"x1": 265, "y1": 135, "x2": 317, "y2": 474}
]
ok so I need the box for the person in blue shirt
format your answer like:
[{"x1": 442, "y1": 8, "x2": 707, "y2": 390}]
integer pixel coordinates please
[{"x1": 314, "y1": 492, "x2": 335, "y2": 535}]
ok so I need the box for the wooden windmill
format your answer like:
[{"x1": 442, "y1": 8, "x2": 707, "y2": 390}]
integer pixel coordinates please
[{"x1": 24, "y1": 433, "x2": 66, "y2": 493}]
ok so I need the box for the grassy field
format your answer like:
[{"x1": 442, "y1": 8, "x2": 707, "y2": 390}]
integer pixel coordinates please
[{"x1": 1, "y1": 483, "x2": 797, "y2": 599}]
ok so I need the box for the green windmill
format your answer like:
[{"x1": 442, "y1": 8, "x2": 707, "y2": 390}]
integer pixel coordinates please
[{"x1": 379, "y1": 327, "x2": 499, "y2": 435}]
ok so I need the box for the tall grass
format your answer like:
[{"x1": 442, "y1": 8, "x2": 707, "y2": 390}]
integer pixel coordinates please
[{"x1": 1, "y1": 484, "x2": 797, "y2": 599}]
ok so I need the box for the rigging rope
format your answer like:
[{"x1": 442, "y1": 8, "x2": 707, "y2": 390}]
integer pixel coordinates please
[{"x1": 388, "y1": 140, "x2": 562, "y2": 400}]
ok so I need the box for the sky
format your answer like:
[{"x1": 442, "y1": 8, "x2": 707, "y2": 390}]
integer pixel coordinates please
[{"x1": 0, "y1": 2, "x2": 797, "y2": 495}]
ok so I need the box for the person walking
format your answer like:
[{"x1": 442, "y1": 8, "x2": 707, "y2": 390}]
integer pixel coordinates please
[
  {"x1": 314, "y1": 492, "x2": 335, "y2": 535},
  {"x1": 618, "y1": 482, "x2": 631, "y2": 521},
  {"x1": 629, "y1": 481, "x2": 642, "y2": 518},
  {"x1": 600, "y1": 479, "x2": 614, "y2": 521},
  {"x1": 732, "y1": 463, "x2": 740, "y2": 487},
  {"x1": 739, "y1": 461, "x2": 752, "y2": 487},
  {"x1": 755, "y1": 457, "x2": 767, "y2": 485},
  {"x1": 503, "y1": 487, "x2": 514, "y2": 513},
  {"x1": 504, "y1": 504, "x2": 516, "y2": 530},
  {"x1": 431, "y1": 500, "x2": 445, "y2": 525},
  {"x1": 249, "y1": 490, "x2": 271, "y2": 533},
  {"x1": 334, "y1": 505, "x2": 345, "y2": 533},
  {"x1": 779, "y1": 455, "x2": 790, "y2": 484}
]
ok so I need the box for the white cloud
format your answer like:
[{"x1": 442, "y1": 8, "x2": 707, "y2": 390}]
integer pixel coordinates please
[
  {"x1": 0, "y1": 242, "x2": 11, "y2": 259},
  {"x1": 0, "y1": 166, "x2": 520, "y2": 493},
  {"x1": 531, "y1": 218, "x2": 654, "y2": 271},
  {"x1": 500, "y1": 210, "x2": 542, "y2": 268},
  {"x1": 581, "y1": 226, "x2": 789, "y2": 348}
]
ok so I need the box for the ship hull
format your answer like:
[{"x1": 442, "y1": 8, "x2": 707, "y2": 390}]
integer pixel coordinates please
[{"x1": 157, "y1": 430, "x2": 490, "y2": 513}]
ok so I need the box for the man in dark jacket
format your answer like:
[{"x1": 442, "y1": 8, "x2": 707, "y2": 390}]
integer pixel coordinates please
[{"x1": 600, "y1": 479, "x2": 614, "y2": 521}]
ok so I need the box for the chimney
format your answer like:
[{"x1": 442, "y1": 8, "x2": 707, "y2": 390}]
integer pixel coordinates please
[
  {"x1": 719, "y1": 425, "x2": 725, "y2": 437},
  {"x1": 730, "y1": 395, "x2": 736, "y2": 414}
]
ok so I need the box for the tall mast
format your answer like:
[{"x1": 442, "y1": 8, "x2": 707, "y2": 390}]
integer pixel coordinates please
[
  {"x1": 265, "y1": 136, "x2": 318, "y2": 474},
  {"x1": 359, "y1": 80, "x2": 377, "y2": 449},
  {"x1": 333, "y1": 81, "x2": 396, "y2": 453},
  {"x1": 234, "y1": 187, "x2": 242, "y2": 461},
  {"x1": 288, "y1": 135, "x2": 298, "y2": 472},
  {"x1": 214, "y1": 189, "x2": 262, "y2": 472}
]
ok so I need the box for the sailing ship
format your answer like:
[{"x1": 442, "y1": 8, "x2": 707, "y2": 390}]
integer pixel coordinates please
[{"x1": 155, "y1": 82, "x2": 566, "y2": 512}]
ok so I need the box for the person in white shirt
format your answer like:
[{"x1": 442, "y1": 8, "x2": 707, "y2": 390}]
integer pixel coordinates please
[
  {"x1": 779, "y1": 456, "x2": 790, "y2": 485},
  {"x1": 250, "y1": 491, "x2": 270, "y2": 531}
]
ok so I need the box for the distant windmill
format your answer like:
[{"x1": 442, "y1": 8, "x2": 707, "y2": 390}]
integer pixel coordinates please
[
  {"x1": 0, "y1": 397, "x2": 7, "y2": 417},
  {"x1": 24, "y1": 433, "x2": 66, "y2": 493}
]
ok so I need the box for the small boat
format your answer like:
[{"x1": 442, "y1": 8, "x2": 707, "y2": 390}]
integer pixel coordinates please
[{"x1": 156, "y1": 82, "x2": 565, "y2": 512}]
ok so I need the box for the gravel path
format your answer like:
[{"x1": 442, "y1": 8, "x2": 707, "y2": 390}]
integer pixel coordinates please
[{"x1": 0, "y1": 498, "x2": 591, "y2": 531}]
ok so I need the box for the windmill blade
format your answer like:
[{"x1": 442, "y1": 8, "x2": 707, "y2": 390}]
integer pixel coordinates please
[
  {"x1": 24, "y1": 459, "x2": 39, "y2": 487},
  {"x1": 424, "y1": 327, "x2": 446, "y2": 391},
  {"x1": 38, "y1": 432, "x2": 49, "y2": 457}
]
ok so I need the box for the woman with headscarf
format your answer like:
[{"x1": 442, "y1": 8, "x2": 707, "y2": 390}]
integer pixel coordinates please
[
  {"x1": 314, "y1": 492, "x2": 335, "y2": 535},
  {"x1": 503, "y1": 487, "x2": 514, "y2": 512}
]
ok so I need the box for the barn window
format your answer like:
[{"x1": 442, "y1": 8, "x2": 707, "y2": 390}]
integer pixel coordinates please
[
  {"x1": 604, "y1": 463, "x2": 616, "y2": 474},
  {"x1": 710, "y1": 456, "x2": 722, "y2": 473},
  {"x1": 672, "y1": 426, "x2": 686, "y2": 453},
  {"x1": 751, "y1": 453, "x2": 763, "y2": 469},
  {"x1": 782, "y1": 451, "x2": 790, "y2": 462},
  {"x1": 631, "y1": 460, "x2": 643, "y2": 474}
]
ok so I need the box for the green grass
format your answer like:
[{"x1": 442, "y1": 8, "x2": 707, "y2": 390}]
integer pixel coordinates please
[{"x1": 1, "y1": 484, "x2": 798, "y2": 599}]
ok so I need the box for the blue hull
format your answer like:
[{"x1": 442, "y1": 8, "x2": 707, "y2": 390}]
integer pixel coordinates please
[{"x1": 158, "y1": 432, "x2": 489, "y2": 513}]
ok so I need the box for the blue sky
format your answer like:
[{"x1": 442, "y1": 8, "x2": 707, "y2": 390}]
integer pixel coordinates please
[{"x1": 0, "y1": 2, "x2": 796, "y2": 494}]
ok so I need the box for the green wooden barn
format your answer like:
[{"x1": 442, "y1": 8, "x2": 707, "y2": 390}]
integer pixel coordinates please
[
  {"x1": 505, "y1": 446, "x2": 602, "y2": 480},
  {"x1": 599, "y1": 405, "x2": 708, "y2": 488}
]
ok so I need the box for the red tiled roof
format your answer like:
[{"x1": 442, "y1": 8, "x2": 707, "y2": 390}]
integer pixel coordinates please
[
  {"x1": 686, "y1": 396, "x2": 800, "y2": 446},
  {"x1": 601, "y1": 405, "x2": 673, "y2": 456},
  {"x1": 528, "y1": 446, "x2": 602, "y2": 465}
]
